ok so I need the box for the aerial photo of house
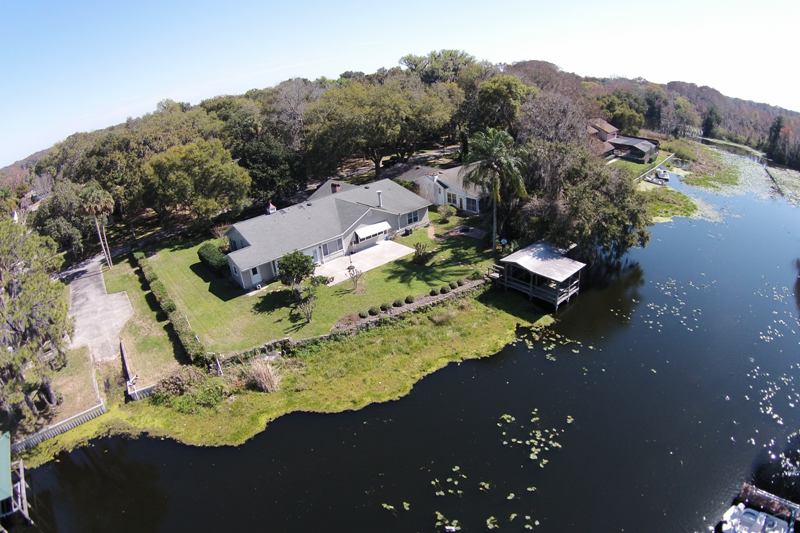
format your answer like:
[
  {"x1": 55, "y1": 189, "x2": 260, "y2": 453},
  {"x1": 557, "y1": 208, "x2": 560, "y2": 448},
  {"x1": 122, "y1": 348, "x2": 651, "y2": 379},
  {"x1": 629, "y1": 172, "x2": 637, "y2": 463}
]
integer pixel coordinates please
[{"x1": 224, "y1": 179, "x2": 431, "y2": 289}]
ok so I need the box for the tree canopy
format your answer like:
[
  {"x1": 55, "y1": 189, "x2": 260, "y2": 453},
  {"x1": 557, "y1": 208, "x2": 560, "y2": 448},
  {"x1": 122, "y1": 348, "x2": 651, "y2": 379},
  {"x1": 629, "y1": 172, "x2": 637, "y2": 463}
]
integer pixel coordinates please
[
  {"x1": 144, "y1": 138, "x2": 251, "y2": 227},
  {"x1": 0, "y1": 220, "x2": 72, "y2": 422}
]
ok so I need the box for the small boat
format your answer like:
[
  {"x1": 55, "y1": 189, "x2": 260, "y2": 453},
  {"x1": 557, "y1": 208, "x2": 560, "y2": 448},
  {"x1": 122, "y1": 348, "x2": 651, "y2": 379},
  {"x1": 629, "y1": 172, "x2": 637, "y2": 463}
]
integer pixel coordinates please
[
  {"x1": 719, "y1": 483, "x2": 800, "y2": 533},
  {"x1": 655, "y1": 168, "x2": 670, "y2": 181},
  {"x1": 720, "y1": 503, "x2": 791, "y2": 532},
  {"x1": 643, "y1": 175, "x2": 666, "y2": 186}
]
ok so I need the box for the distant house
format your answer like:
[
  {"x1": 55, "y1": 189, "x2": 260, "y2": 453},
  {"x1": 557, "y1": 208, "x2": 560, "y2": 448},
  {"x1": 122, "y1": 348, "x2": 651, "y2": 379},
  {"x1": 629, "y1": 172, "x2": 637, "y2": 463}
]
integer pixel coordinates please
[
  {"x1": 393, "y1": 164, "x2": 484, "y2": 215},
  {"x1": 588, "y1": 118, "x2": 658, "y2": 164},
  {"x1": 224, "y1": 179, "x2": 431, "y2": 289},
  {"x1": 587, "y1": 119, "x2": 617, "y2": 157},
  {"x1": 607, "y1": 136, "x2": 658, "y2": 164}
]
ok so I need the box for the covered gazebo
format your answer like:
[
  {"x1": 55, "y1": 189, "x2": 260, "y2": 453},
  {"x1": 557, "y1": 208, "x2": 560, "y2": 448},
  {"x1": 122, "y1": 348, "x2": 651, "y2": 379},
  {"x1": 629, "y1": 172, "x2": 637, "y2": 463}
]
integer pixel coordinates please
[{"x1": 489, "y1": 241, "x2": 586, "y2": 309}]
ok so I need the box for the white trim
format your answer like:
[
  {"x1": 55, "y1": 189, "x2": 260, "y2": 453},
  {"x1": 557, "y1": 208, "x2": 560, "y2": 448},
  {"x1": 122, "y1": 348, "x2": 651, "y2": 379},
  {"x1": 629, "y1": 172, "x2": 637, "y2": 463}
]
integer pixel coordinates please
[{"x1": 355, "y1": 221, "x2": 392, "y2": 240}]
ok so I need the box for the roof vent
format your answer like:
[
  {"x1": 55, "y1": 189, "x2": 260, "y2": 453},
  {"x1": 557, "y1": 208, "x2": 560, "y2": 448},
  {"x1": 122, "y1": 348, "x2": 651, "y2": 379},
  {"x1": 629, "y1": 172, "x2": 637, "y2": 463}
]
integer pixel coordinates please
[
  {"x1": 377, "y1": 190, "x2": 383, "y2": 208},
  {"x1": 364, "y1": 186, "x2": 369, "y2": 189},
  {"x1": 266, "y1": 202, "x2": 276, "y2": 215},
  {"x1": 439, "y1": 171, "x2": 444, "y2": 174},
  {"x1": 307, "y1": 203, "x2": 312, "y2": 206},
  {"x1": 331, "y1": 182, "x2": 341, "y2": 194}
]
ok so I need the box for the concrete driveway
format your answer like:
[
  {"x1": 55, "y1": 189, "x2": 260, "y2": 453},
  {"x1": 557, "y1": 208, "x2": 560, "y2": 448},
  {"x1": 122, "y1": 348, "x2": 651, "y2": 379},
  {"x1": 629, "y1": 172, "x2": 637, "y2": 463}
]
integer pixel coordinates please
[
  {"x1": 65, "y1": 256, "x2": 133, "y2": 363},
  {"x1": 315, "y1": 240, "x2": 414, "y2": 285}
]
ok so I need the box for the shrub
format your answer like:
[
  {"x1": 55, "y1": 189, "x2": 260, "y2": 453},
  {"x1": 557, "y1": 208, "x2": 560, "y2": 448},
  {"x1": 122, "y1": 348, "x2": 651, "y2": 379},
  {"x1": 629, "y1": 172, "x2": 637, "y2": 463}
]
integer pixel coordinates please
[
  {"x1": 133, "y1": 251, "x2": 145, "y2": 261},
  {"x1": 198, "y1": 242, "x2": 229, "y2": 276},
  {"x1": 430, "y1": 289, "x2": 439, "y2": 296},
  {"x1": 393, "y1": 298, "x2": 404, "y2": 307},
  {"x1": 160, "y1": 297, "x2": 177, "y2": 314},
  {"x1": 449, "y1": 281, "x2": 458, "y2": 290},
  {"x1": 457, "y1": 278, "x2": 465, "y2": 287},
  {"x1": 380, "y1": 302, "x2": 392, "y2": 311},
  {"x1": 440, "y1": 285, "x2": 450, "y2": 294},
  {"x1": 470, "y1": 267, "x2": 484, "y2": 280},
  {"x1": 429, "y1": 310, "x2": 455, "y2": 325},
  {"x1": 150, "y1": 280, "x2": 169, "y2": 303},
  {"x1": 359, "y1": 310, "x2": 369, "y2": 319},
  {"x1": 412, "y1": 242, "x2": 428, "y2": 264},
  {"x1": 437, "y1": 204, "x2": 456, "y2": 222},
  {"x1": 405, "y1": 295, "x2": 415, "y2": 304},
  {"x1": 249, "y1": 359, "x2": 281, "y2": 393},
  {"x1": 368, "y1": 306, "x2": 380, "y2": 316},
  {"x1": 141, "y1": 263, "x2": 158, "y2": 283}
]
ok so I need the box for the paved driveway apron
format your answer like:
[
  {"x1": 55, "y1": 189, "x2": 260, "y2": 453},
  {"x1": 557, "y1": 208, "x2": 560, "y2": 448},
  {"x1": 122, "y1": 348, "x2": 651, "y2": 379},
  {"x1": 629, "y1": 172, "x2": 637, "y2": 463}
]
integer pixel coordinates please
[{"x1": 67, "y1": 256, "x2": 133, "y2": 363}]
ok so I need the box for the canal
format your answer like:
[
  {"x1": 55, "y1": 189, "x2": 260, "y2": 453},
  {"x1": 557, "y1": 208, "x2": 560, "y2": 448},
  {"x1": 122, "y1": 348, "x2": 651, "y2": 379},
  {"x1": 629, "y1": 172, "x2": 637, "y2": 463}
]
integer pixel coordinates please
[{"x1": 14, "y1": 150, "x2": 800, "y2": 532}]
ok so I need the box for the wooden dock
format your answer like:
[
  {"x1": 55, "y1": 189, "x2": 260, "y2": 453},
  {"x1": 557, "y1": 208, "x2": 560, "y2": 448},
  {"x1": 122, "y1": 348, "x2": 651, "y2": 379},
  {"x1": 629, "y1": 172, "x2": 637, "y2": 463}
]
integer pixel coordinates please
[{"x1": 735, "y1": 483, "x2": 800, "y2": 524}]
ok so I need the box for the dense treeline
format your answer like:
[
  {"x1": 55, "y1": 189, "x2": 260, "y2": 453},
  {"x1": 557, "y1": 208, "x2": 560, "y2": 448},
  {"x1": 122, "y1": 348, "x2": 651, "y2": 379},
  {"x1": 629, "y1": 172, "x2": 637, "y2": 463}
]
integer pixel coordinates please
[{"x1": 4, "y1": 49, "x2": 798, "y2": 262}]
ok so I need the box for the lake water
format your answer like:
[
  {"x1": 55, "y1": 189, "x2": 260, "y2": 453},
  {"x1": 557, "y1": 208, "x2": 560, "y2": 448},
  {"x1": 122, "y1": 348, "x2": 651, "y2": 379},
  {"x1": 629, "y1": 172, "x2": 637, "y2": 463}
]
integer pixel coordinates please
[{"x1": 13, "y1": 151, "x2": 800, "y2": 532}]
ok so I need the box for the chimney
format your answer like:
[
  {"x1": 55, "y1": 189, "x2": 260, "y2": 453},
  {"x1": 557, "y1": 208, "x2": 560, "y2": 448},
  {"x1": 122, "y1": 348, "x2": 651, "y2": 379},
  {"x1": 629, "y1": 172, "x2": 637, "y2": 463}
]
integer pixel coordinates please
[
  {"x1": 331, "y1": 182, "x2": 341, "y2": 194},
  {"x1": 266, "y1": 202, "x2": 276, "y2": 215},
  {"x1": 377, "y1": 190, "x2": 383, "y2": 208}
]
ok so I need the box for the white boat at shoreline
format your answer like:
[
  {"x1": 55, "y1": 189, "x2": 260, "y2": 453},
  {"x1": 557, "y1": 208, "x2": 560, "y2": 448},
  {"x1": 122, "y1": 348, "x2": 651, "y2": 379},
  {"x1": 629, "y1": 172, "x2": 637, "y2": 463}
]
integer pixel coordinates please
[{"x1": 655, "y1": 168, "x2": 669, "y2": 181}]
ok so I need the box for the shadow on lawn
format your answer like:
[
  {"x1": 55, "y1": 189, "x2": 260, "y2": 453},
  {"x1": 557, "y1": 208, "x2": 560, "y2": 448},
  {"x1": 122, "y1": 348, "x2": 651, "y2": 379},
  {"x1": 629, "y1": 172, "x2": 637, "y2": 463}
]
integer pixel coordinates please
[
  {"x1": 251, "y1": 290, "x2": 294, "y2": 315},
  {"x1": 189, "y1": 263, "x2": 244, "y2": 302}
]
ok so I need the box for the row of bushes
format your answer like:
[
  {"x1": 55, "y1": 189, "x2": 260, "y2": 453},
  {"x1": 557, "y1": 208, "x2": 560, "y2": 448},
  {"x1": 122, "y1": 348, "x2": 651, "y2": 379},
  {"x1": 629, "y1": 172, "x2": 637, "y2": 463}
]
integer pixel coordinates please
[
  {"x1": 197, "y1": 242, "x2": 229, "y2": 277},
  {"x1": 134, "y1": 250, "x2": 207, "y2": 363},
  {"x1": 356, "y1": 277, "x2": 471, "y2": 319}
]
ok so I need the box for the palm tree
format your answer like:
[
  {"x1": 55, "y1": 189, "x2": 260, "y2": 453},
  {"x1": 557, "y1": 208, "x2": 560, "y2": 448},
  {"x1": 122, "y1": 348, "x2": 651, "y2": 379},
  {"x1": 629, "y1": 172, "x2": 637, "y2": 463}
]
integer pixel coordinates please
[
  {"x1": 81, "y1": 184, "x2": 115, "y2": 267},
  {"x1": 460, "y1": 128, "x2": 527, "y2": 253}
]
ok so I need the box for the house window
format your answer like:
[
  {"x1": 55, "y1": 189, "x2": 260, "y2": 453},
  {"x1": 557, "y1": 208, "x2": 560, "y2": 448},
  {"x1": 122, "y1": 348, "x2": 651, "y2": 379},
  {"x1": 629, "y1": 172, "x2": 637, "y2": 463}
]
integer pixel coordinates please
[
  {"x1": 322, "y1": 238, "x2": 343, "y2": 256},
  {"x1": 251, "y1": 267, "x2": 258, "y2": 275},
  {"x1": 233, "y1": 266, "x2": 238, "y2": 275},
  {"x1": 466, "y1": 198, "x2": 477, "y2": 212},
  {"x1": 447, "y1": 192, "x2": 457, "y2": 205},
  {"x1": 406, "y1": 210, "x2": 419, "y2": 226}
]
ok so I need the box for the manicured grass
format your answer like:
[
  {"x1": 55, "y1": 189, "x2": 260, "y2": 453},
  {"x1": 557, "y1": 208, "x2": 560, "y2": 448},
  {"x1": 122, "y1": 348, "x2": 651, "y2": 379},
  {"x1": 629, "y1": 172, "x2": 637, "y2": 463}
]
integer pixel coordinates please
[
  {"x1": 147, "y1": 221, "x2": 496, "y2": 354},
  {"x1": 20, "y1": 291, "x2": 552, "y2": 464},
  {"x1": 611, "y1": 150, "x2": 671, "y2": 176},
  {"x1": 104, "y1": 255, "x2": 183, "y2": 384}
]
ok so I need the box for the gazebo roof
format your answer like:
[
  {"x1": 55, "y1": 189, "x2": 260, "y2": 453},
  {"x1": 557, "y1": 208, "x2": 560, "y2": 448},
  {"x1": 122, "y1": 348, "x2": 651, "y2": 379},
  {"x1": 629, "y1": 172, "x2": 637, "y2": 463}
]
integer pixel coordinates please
[{"x1": 500, "y1": 241, "x2": 586, "y2": 283}]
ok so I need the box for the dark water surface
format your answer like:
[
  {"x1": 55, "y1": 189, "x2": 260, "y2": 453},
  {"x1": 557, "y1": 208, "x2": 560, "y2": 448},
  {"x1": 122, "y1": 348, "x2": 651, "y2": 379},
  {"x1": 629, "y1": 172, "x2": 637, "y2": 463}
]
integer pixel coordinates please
[{"x1": 17, "y1": 162, "x2": 800, "y2": 532}]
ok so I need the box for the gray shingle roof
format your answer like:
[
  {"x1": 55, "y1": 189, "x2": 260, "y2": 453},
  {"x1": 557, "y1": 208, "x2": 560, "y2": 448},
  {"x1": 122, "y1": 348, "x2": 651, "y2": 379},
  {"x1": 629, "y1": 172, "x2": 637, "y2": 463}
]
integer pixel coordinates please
[
  {"x1": 226, "y1": 179, "x2": 430, "y2": 270},
  {"x1": 307, "y1": 179, "x2": 359, "y2": 201},
  {"x1": 608, "y1": 136, "x2": 656, "y2": 153},
  {"x1": 395, "y1": 164, "x2": 484, "y2": 197}
]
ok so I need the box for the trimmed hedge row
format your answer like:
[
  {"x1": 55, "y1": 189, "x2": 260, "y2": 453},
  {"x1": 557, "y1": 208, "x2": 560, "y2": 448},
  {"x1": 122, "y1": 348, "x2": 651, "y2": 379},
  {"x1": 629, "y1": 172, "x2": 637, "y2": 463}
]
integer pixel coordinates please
[
  {"x1": 134, "y1": 249, "x2": 207, "y2": 363},
  {"x1": 198, "y1": 242, "x2": 229, "y2": 276}
]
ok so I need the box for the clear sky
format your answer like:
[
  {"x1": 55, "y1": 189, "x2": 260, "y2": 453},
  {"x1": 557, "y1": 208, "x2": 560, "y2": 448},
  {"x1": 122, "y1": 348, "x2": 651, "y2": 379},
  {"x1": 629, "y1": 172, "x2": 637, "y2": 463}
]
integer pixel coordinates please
[{"x1": 1, "y1": 0, "x2": 798, "y2": 167}]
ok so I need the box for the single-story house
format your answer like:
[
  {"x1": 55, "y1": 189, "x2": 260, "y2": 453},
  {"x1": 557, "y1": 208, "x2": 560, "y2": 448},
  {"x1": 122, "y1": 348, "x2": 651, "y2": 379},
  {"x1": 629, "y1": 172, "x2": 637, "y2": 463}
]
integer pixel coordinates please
[
  {"x1": 225, "y1": 179, "x2": 431, "y2": 289},
  {"x1": 607, "y1": 136, "x2": 658, "y2": 164},
  {"x1": 393, "y1": 164, "x2": 485, "y2": 215}
]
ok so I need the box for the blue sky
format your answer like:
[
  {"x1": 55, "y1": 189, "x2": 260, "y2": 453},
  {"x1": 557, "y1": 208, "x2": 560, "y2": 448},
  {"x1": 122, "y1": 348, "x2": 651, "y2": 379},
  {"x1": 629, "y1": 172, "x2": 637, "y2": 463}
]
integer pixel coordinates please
[{"x1": 1, "y1": 0, "x2": 798, "y2": 167}]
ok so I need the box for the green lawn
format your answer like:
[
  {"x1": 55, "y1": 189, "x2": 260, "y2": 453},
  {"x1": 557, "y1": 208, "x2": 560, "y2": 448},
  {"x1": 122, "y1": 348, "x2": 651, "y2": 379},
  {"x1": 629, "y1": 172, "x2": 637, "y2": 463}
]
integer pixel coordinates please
[
  {"x1": 147, "y1": 211, "x2": 495, "y2": 354},
  {"x1": 611, "y1": 149, "x2": 671, "y2": 176},
  {"x1": 104, "y1": 255, "x2": 184, "y2": 384}
]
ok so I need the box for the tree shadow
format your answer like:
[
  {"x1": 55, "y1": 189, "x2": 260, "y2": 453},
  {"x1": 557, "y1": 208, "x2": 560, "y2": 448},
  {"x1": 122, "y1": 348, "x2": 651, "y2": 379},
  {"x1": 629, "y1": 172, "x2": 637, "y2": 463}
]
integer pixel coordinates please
[
  {"x1": 283, "y1": 306, "x2": 309, "y2": 334},
  {"x1": 189, "y1": 263, "x2": 244, "y2": 302},
  {"x1": 251, "y1": 290, "x2": 294, "y2": 315}
]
